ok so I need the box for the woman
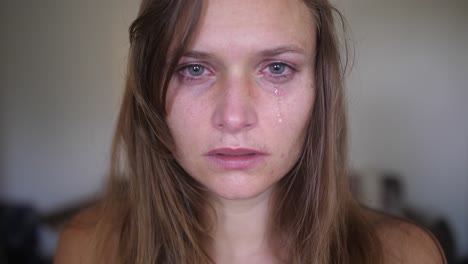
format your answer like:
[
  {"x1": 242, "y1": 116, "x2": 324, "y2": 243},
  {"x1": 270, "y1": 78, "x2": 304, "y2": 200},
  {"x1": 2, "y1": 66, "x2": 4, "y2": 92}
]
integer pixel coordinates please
[{"x1": 55, "y1": 0, "x2": 445, "y2": 263}]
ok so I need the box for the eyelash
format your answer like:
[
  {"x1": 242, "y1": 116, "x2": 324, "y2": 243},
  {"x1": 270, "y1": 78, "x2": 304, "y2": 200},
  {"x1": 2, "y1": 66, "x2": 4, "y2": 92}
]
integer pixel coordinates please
[{"x1": 175, "y1": 61, "x2": 297, "y2": 84}]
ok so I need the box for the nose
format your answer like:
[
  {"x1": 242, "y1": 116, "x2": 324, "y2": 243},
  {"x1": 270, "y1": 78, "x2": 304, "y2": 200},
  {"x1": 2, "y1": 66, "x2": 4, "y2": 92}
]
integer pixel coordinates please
[{"x1": 211, "y1": 77, "x2": 258, "y2": 133}]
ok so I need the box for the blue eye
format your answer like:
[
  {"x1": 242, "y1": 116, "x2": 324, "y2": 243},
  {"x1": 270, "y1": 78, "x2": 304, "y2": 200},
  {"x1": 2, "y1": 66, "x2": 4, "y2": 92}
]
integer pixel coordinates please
[
  {"x1": 176, "y1": 63, "x2": 215, "y2": 84},
  {"x1": 268, "y1": 63, "x2": 286, "y2": 75},
  {"x1": 187, "y1": 64, "x2": 205, "y2": 76},
  {"x1": 259, "y1": 61, "x2": 296, "y2": 85}
]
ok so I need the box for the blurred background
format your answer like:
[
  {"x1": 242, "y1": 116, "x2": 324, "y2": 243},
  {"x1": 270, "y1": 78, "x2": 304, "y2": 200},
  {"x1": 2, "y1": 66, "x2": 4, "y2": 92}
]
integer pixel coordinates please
[{"x1": 0, "y1": 0, "x2": 466, "y2": 263}]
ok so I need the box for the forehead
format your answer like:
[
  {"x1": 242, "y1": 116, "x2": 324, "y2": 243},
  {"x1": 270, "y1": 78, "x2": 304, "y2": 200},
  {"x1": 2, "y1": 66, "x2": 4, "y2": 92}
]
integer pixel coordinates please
[{"x1": 189, "y1": 0, "x2": 316, "y2": 54}]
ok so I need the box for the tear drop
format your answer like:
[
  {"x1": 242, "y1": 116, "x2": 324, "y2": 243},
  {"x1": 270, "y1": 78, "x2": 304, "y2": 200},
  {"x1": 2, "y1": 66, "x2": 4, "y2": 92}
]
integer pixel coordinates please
[{"x1": 274, "y1": 88, "x2": 283, "y2": 123}]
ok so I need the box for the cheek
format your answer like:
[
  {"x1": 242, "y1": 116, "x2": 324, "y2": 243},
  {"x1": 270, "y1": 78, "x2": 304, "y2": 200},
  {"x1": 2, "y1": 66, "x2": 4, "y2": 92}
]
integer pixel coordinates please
[
  {"x1": 166, "y1": 96, "x2": 211, "y2": 160},
  {"x1": 167, "y1": 100, "x2": 194, "y2": 153}
]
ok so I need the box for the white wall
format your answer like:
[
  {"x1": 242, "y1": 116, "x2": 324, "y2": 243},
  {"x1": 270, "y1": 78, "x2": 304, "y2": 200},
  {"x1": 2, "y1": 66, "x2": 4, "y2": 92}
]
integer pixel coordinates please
[
  {"x1": 333, "y1": 0, "x2": 468, "y2": 257},
  {"x1": 0, "y1": 1, "x2": 139, "y2": 211}
]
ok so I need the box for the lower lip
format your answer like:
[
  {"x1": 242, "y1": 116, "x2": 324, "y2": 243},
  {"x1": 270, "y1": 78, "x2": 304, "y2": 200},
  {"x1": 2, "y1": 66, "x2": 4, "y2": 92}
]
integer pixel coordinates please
[{"x1": 206, "y1": 154, "x2": 266, "y2": 170}]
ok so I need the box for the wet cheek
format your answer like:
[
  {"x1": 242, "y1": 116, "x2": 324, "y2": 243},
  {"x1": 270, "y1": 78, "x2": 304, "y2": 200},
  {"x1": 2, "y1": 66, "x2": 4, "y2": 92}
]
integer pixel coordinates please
[
  {"x1": 272, "y1": 89, "x2": 314, "y2": 126},
  {"x1": 272, "y1": 88, "x2": 284, "y2": 123},
  {"x1": 277, "y1": 102, "x2": 311, "y2": 155}
]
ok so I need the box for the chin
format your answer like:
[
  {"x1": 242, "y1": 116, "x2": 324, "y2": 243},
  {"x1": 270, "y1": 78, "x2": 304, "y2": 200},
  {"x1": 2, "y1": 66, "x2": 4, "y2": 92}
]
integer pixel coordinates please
[{"x1": 208, "y1": 180, "x2": 275, "y2": 201}]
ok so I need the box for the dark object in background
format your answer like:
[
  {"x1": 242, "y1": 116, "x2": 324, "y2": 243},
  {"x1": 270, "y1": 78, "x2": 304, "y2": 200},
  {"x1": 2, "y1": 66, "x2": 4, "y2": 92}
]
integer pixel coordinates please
[
  {"x1": 431, "y1": 219, "x2": 456, "y2": 264},
  {"x1": 460, "y1": 257, "x2": 468, "y2": 264},
  {"x1": 351, "y1": 170, "x2": 459, "y2": 263},
  {"x1": 0, "y1": 203, "x2": 46, "y2": 264},
  {"x1": 381, "y1": 173, "x2": 457, "y2": 264},
  {"x1": 381, "y1": 173, "x2": 405, "y2": 216},
  {"x1": 382, "y1": 172, "x2": 456, "y2": 264}
]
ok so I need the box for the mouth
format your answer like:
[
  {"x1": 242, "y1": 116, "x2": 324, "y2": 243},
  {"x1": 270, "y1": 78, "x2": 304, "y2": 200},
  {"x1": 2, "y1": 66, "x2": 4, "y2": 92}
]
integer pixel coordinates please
[
  {"x1": 207, "y1": 148, "x2": 266, "y2": 156},
  {"x1": 216, "y1": 153, "x2": 257, "y2": 156},
  {"x1": 205, "y1": 148, "x2": 267, "y2": 170}
]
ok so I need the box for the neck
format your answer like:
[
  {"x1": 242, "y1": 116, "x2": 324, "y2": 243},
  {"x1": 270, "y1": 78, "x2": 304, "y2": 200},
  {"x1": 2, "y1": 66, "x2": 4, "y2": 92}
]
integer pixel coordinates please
[{"x1": 207, "y1": 189, "x2": 279, "y2": 263}]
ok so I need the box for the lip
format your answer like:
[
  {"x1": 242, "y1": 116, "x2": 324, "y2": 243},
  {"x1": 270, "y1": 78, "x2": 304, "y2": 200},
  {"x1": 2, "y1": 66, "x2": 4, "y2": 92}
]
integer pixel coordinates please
[{"x1": 205, "y1": 148, "x2": 268, "y2": 170}]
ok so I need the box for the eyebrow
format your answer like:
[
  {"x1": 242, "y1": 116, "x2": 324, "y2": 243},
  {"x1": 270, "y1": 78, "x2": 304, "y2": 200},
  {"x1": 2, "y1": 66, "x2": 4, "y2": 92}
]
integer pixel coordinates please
[
  {"x1": 181, "y1": 45, "x2": 307, "y2": 60},
  {"x1": 258, "y1": 45, "x2": 307, "y2": 57},
  {"x1": 182, "y1": 50, "x2": 215, "y2": 60}
]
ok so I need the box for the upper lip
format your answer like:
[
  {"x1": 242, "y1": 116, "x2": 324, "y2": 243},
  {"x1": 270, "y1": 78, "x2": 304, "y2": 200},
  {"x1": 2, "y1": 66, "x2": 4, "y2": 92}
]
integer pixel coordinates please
[{"x1": 206, "y1": 148, "x2": 267, "y2": 156}]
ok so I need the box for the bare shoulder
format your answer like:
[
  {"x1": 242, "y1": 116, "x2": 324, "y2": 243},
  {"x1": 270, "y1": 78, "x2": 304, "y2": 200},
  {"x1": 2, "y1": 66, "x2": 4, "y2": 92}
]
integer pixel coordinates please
[
  {"x1": 54, "y1": 204, "x2": 118, "y2": 264},
  {"x1": 366, "y1": 209, "x2": 446, "y2": 264}
]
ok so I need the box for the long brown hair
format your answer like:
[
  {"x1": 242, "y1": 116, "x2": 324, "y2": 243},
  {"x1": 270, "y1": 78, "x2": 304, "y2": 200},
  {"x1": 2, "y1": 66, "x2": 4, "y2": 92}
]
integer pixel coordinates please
[{"x1": 95, "y1": 0, "x2": 383, "y2": 263}]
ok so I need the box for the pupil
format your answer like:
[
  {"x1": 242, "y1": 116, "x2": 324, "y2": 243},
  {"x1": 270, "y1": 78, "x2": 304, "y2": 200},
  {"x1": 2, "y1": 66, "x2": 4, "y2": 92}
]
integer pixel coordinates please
[
  {"x1": 270, "y1": 63, "x2": 285, "y2": 74},
  {"x1": 189, "y1": 65, "x2": 204, "y2": 76}
]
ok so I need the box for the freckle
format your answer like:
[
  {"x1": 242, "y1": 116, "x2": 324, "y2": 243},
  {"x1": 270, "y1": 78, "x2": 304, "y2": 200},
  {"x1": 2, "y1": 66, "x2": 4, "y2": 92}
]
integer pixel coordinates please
[{"x1": 274, "y1": 87, "x2": 283, "y2": 123}]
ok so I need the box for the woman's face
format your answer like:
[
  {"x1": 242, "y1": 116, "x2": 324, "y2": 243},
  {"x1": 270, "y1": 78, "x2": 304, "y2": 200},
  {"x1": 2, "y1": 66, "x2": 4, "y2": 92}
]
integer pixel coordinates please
[{"x1": 166, "y1": 0, "x2": 316, "y2": 200}]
